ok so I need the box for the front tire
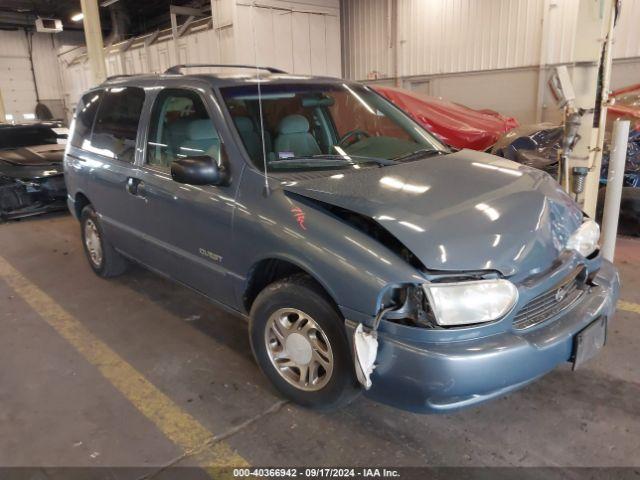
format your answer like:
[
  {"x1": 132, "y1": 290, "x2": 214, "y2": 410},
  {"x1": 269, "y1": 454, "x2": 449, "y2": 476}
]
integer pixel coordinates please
[
  {"x1": 80, "y1": 205, "x2": 128, "y2": 278},
  {"x1": 249, "y1": 274, "x2": 360, "y2": 410}
]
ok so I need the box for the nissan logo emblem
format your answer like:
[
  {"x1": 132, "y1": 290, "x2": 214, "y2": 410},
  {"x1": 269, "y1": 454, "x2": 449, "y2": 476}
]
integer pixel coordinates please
[{"x1": 555, "y1": 286, "x2": 568, "y2": 302}]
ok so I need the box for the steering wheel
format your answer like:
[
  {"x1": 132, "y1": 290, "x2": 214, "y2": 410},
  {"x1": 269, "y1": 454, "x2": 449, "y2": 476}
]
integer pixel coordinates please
[{"x1": 338, "y1": 129, "x2": 370, "y2": 148}]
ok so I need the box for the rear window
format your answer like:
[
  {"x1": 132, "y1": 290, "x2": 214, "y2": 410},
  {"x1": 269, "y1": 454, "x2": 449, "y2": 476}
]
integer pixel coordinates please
[
  {"x1": 70, "y1": 91, "x2": 103, "y2": 149},
  {"x1": 90, "y1": 87, "x2": 145, "y2": 163}
]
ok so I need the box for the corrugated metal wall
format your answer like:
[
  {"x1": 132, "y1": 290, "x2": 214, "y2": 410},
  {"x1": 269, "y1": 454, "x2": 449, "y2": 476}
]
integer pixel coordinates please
[
  {"x1": 234, "y1": 4, "x2": 341, "y2": 76},
  {"x1": 58, "y1": 21, "x2": 222, "y2": 120},
  {"x1": 613, "y1": 0, "x2": 640, "y2": 59},
  {"x1": 58, "y1": 0, "x2": 341, "y2": 120},
  {"x1": 342, "y1": 0, "x2": 639, "y2": 81}
]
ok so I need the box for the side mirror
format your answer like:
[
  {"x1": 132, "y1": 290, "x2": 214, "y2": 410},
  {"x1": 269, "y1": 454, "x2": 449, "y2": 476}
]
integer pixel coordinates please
[{"x1": 171, "y1": 156, "x2": 228, "y2": 186}]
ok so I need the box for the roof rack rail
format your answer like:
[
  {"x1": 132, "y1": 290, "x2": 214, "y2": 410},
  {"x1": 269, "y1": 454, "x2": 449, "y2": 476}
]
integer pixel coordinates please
[
  {"x1": 104, "y1": 74, "x2": 136, "y2": 82},
  {"x1": 164, "y1": 64, "x2": 287, "y2": 75}
]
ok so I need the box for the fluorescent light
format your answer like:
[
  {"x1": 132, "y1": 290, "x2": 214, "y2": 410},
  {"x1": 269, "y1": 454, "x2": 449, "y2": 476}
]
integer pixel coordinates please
[
  {"x1": 71, "y1": 12, "x2": 84, "y2": 22},
  {"x1": 5, "y1": 114, "x2": 14, "y2": 121},
  {"x1": 23, "y1": 113, "x2": 36, "y2": 120}
]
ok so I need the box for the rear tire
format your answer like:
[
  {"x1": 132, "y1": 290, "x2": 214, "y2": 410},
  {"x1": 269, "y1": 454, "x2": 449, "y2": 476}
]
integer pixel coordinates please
[
  {"x1": 249, "y1": 274, "x2": 361, "y2": 410},
  {"x1": 80, "y1": 205, "x2": 128, "y2": 278}
]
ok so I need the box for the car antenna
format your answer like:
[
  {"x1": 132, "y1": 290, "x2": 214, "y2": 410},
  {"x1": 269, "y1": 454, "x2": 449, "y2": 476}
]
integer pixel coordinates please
[{"x1": 251, "y1": 4, "x2": 270, "y2": 196}]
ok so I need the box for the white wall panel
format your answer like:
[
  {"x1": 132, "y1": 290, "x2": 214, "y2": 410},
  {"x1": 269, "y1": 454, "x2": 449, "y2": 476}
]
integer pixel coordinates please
[
  {"x1": 273, "y1": 10, "x2": 295, "y2": 72},
  {"x1": 31, "y1": 33, "x2": 63, "y2": 101},
  {"x1": 0, "y1": 30, "x2": 62, "y2": 119},
  {"x1": 613, "y1": 0, "x2": 640, "y2": 59},
  {"x1": 233, "y1": 4, "x2": 340, "y2": 76},
  {"x1": 397, "y1": 0, "x2": 547, "y2": 76},
  {"x1": 309, "y1": 14, "x2": 328, "y2": 75},
  {"x1": 341, "y1": 0, "x2": 390, "y2": 80},
  {"x1": 343, "y1": 0, "x2": 640, "y2": 81},
  {"x1": 292, "y1": 12, "x2": 313, "y2": 74}
]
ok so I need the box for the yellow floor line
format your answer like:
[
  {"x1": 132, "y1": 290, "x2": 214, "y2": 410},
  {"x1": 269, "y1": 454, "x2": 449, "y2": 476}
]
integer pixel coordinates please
[
  {"x1": 0, "y1": 255, "x2": 248, "y2": 474},
  {"x1": 617, "y1": 300, "x2": 640, "y2": 315}
]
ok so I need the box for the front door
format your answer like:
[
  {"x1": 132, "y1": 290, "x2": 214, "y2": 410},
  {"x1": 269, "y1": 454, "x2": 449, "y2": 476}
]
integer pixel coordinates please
[
  {"x1": 70, "y1": 86, "x2": 149, "y2": 256},
  {"x1": 130, "y1": 88, "x2": 237, "y2": 307}
]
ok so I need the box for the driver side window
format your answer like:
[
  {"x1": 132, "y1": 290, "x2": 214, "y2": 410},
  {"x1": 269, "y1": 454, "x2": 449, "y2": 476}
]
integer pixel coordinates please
[{"x1": 147, "y1": 89, "x2": 220, "y2": 169}]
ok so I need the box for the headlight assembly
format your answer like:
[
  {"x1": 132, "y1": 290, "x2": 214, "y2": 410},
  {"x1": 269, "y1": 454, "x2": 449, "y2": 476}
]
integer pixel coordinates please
[
  {"x1": 423, "y1": 279, "x2": 518, "y2": 327},
  {"x1": 566, "y1": 218, "x2": 600, "y2": 257}
]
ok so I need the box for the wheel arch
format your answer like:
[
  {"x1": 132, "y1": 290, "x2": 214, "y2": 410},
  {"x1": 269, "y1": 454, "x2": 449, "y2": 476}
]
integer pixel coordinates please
[
  {"x1": 242, "y1": 255, "x2": 341, "y2": 317},
  {"x1": 74, "y1": 191, "x2": 92, "y2": 219}
]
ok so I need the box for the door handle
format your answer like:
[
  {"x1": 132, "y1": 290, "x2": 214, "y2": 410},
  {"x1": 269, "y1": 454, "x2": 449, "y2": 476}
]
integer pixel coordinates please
[{"x1": 126, "y1": 177, "x2": 145, "y2": 197}]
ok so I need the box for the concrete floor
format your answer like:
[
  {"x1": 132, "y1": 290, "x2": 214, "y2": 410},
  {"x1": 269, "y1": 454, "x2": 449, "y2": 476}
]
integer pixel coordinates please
[{"x1": 0, "y1": 213, "x2": 639, "y2": 472}]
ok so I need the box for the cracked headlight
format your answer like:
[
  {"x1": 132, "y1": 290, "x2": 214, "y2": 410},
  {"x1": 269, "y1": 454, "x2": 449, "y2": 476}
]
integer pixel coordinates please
[
  {"x1": 566, "y1": 218, "x2": 600, "y2": 257},
  {"x1": 424, "y1": 279, "x2": 518, "y2": 327}
]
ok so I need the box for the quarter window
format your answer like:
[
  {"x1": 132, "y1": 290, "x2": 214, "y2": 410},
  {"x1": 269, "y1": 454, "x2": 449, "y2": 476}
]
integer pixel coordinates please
[
  {"x1": 146, "y1": 89, "x2": 220, "y2": 169},
  {"x1": 70, "y1": 90, "x2": 103, "y2": 149},
  {"x1": 90, "y1": 87, "x2": 145, "y2": 162}
]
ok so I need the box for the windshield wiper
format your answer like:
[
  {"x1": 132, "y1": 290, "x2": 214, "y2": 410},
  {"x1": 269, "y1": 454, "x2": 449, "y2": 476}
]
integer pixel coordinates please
[
  {"x1": 393, "y1": 148, "x2": 446, "y2": 162},
  {"x1": 271, "y1": 154, "x2": 397, "y2": 168}
]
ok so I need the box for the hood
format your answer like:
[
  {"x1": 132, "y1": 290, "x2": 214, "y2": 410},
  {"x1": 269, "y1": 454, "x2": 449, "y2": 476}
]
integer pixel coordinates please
[
  {"x1": 283, "y1": 150, "x2": 583, "y2": 278},
  {"x1": 0, "y1": 144, "x2": 65, "y2": 179},
  {"x1": 374, "y1": 86, "x2": 519, "y2": 151}
]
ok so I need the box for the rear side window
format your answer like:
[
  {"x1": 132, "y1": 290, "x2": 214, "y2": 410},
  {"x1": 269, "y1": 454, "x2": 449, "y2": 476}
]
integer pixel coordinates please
[
  {"x1": 70, "y1": 91, "x2": 103, "y2": 149},
  {"x1": 90, "y1": 87, "x2": 145, "y2": 163}
]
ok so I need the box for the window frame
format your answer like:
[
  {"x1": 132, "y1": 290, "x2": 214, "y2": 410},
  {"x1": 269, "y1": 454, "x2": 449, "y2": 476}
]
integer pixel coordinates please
[
  {"x1": 69, "y1": 89, "x2": 104, "y2": 150},
  {"x1": 142, "y1": 86, "x2": 224, "y2": 174},
  {"x1": 87, "y1": 86, "x2": 146, "y2": 164}
]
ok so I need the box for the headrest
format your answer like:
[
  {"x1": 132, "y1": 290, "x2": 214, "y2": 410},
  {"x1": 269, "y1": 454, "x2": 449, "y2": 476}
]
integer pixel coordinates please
[
  {"x1": 164, "y1": 97, "x2": 193, "y2": 115},
  {"x1": 171, "y1": 119, "x2": 219, "y2": 141},
  {"x1": 234, "y1": 116, "x2": 255, "y2": 133},
  {"x1": 278, "y1": 114, "x2": 309, "y2": 135}
]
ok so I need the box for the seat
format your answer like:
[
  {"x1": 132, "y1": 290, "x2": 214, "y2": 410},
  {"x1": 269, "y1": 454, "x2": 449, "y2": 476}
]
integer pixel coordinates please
[
  {"x1": 273, "y1": 114, "x2": 321, "y2": 158},
  {"x1": 234, "y1": 116, "x2": 261, "y2": 161},
  {"x1": 170, "y1": 119, "x2": 220, "y2": 162}
]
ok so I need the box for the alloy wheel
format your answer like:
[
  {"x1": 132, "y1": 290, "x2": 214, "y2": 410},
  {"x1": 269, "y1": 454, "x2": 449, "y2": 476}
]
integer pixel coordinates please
[
  {"x1": 264, "y1": 308, "x2": 334, "y2": 391},
  {"x1": 84, "y1": 219, "x2": 103, "y2": 267}
]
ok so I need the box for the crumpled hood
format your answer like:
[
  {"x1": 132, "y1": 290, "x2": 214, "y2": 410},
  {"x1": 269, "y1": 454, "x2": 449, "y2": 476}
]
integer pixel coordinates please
[
  {"x1": 0, "y1": 144, "x2": 64, "y2": 179},
  {"x1": 283, "y1": 150, "x2": 583, "y2": 278}
]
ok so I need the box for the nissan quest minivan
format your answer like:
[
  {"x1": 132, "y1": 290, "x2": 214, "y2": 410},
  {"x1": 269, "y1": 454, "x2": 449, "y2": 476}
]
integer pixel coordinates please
[{"x1": 64, "y1": 65, "x2": 620, "y2": 413}]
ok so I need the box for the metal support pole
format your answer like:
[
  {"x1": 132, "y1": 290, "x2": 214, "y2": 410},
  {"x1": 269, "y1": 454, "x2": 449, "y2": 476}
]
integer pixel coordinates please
[
  {"x1": 0, "y1": 89, "x2": 6, "y2": 122},
  {"x1": 600, "y1": 119, "x2": 630, "y2": 262},
  {"x1": 170, "y1": 11, "x2": 180, "y2": 63},
  {"x1": 568, "y1": 0, "x2": 615, "y2": 216},
  {"x1": 583, "y1": 0, "x2": 617, "y2": 218},
  {"x1": 80, "y1": 0, "x2": 107, "y2": 85}
]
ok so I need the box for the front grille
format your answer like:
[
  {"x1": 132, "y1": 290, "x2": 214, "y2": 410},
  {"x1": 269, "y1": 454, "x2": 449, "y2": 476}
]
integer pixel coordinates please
[{"x1": 513, "y1": 267, "x2": 586, "y2": 330}]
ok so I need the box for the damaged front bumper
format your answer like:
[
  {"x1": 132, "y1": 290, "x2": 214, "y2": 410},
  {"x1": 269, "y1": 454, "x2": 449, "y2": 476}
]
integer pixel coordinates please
[{"x1": 344, "y1": 259, "x2": 620, "y2": 414}]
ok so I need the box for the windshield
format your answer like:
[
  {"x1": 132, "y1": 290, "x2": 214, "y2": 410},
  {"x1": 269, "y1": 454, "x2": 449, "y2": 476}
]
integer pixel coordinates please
[{"x1": 220, "y1": 83, "x2": 448, "y2": 172}]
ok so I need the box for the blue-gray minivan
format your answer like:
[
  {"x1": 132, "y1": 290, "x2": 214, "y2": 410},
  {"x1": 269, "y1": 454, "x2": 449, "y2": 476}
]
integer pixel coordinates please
[{"x1": 64, "y1": 65, "x2": 620, "y2": 413}]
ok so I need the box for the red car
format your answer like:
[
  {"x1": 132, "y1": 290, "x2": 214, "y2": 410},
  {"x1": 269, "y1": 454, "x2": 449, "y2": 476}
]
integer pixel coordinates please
[
  {"x1": 374, "y1": 86, "x2": 519, "y2": 151},
  {"x1": 607, "y1": 83, "x2": 640, "y2": 131}
]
